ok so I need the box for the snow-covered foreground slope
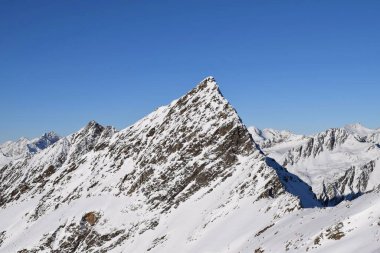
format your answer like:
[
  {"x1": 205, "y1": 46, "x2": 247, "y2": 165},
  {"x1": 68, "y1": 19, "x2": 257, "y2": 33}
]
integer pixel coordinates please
[
  {"x1": 0, "y1": 77, "x2": 379, "y2": 252},
  {"x1": 243, "y1": 187, "x2": 380, "y2": 253}
]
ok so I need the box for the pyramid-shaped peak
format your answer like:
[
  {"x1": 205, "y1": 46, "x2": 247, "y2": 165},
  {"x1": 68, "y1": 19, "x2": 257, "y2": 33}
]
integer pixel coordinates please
[
  {"x1": 111, "y1": 76, "x2": 261, "y2": 205},
  {"x1": 196, "y1": 76, "x2": 219, "y2": 92},
  {"x1": 200, "y1": 75, "x2": 216, "y2": 85},
  {"x1": 180, "y1": 76, "x2": 225, "y2": 106}
]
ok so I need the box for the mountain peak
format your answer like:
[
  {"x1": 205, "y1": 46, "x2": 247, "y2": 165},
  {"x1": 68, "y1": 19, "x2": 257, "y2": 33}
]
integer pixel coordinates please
[
  {"x1": 345, "y1": 122, "x2": 365, "y2": 129},
  {"x1": 27, "y1": 132, "x2": 60, "y2": 154},
  {"x1": 41, "y1": 131, "x2": 60, "y2": 141},
  {"x1": 74, "y1": 120, "x2": 105, "y2": 140},
  {"x1": 86, "y1": 120, "x2": 100, "y2": 128},
  {"x1": 200, "y1": 75, "x2": 216, "y2": 84},
  {"x1": 344, "y1": 122, "x2": 375, "y2": 137},
  {"x1": 108, "y1": 76, "x2": 261, "y2": 209},
  {"x1": 17, "y1": 137, "x2": 29, "y2": 142},
  {"x1": 193, "y1": 75, "x2": 220, "y2": 95}
]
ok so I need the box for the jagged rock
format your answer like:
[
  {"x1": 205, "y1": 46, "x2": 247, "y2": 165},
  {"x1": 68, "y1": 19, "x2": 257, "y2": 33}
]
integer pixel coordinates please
[{"x1": 283, "y1": 128, "x2": 349, "y2": 166}]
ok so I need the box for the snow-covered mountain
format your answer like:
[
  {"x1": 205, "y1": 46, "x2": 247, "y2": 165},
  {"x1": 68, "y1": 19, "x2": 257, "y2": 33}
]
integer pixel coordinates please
[
  {"x1": 251, "y1": 124, "x2": 380, "y2": 206},
  {"x1": 0, "y1": 132, "x2": 60, "y2": 167},
  {"x1": 248, "y1": 127, "x2": 308, "y2": 156},
  {"x1": 0, "y1": 77, "x2": 379, "y2": 252},
  {"x1": 248, "y1": 127, "x2": 304, "y2": 147},
  {"x1": 344, "y1": 123, "x2": 378, "y2": 139}
]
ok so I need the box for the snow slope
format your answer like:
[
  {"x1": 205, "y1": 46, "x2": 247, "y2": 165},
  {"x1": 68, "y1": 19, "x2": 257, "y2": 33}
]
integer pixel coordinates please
[{"x1": 241, "y1": 187, "x2": 380, "y2": 253}]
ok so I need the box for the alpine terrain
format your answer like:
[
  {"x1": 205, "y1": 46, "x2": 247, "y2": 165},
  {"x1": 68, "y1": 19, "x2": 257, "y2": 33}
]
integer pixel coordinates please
[{"x1": 0, "y1": 77, "x2": 379, "y2": 253}]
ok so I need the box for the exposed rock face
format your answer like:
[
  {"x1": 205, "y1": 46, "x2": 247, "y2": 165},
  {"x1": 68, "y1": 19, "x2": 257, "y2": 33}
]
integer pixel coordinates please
[
  {"x1": 67, "y1": 121, "x2": 116, "y2": 163},
  {"x1": 368, "y1": 131, "x2": 380, "y2": 144},
  {"x1": 283, "y1": 128, "x2": 350, "y2": 166},
  {"x1": 82, "y1": 211, "x2": 100, "y2": 226},
  {"x1": 320, "y1": 160, "x2": 377, "y2": 205}
]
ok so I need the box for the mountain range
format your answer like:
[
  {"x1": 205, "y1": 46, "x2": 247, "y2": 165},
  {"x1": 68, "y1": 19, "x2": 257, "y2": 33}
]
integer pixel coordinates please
[{"x1": 0, "y1": 77, "x2": 379, "y2": 253}]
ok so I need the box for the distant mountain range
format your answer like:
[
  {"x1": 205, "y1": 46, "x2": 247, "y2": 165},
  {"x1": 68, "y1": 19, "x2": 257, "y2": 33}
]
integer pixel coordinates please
[
  {"x1": 0, "y1": 77, "x2": 379, "y2": 252},
  {"x1": 249, "y1": 123, "x2": 380, "y2": 206}
]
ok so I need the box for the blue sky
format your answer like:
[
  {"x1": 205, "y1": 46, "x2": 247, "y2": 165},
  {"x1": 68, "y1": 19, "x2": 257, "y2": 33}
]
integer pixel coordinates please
[{"x1": 1, "y1": 0, "x2": 379, "y2": 142}]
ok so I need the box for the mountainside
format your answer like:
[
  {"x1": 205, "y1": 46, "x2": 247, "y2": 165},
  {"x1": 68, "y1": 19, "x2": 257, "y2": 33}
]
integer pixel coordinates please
[{"x1": 0, "y1": 78, "x2": 379, "y2": 252}]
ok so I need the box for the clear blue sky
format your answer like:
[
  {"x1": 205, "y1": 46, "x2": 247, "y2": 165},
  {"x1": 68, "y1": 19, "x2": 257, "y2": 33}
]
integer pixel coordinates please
[{"x1": 1, "y1": 0, "x2": 379, "y2": 142}]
